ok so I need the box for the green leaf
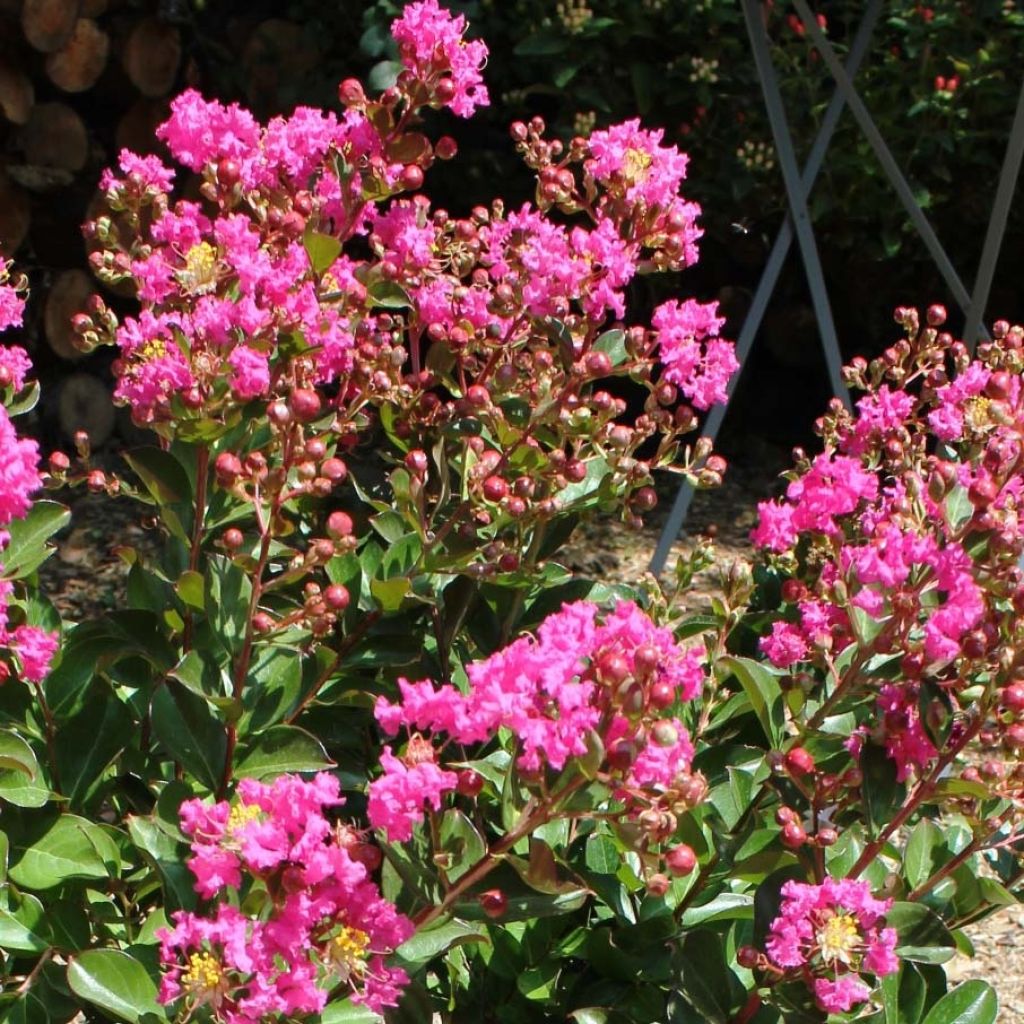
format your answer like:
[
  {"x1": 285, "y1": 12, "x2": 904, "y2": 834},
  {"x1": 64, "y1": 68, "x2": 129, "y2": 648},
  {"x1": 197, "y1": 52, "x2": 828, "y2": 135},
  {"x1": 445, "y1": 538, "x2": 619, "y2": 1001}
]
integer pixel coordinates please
[
  {"x1": 438, "y1": 810, "x2": 486, "y2": 883},
  {"x1": 151, "y1": 682, "x2": 227, "y2": 792},
  {"x1": 367, "y1": 280, "x2": 411, "y2": 310},
  {"x1": 0, "y1": 992, "x2": 51, "y2": 1023},
  {"x1": 0, "y1": 731, "x2": 44, "y2": 807},
  {"x1": 322, "y1": 1002, "x2": 384, "y2": 1024},
  {"x1": 676, "y1": 930, "x2": 742, "y2": 1023},
  {"x1": 5, "y1": 379, "x2": 40, "y2": 418},
  {"x1": 585, "y1": 833, "x2": 620, "y2": 875},
  {"x1": 718, "y1": 656, "x2": 785, "y2": 746},
  {"x1": 8, "y1": 815, "x2": 111, "y2": 889},
  {"x1": 0, "y1": 890, "x2": 49, "y2": 951},
  {"x1": 593, "y1": 329, "x2": 627, "y2": 367},
  {"x1": 304, "y1": 230, "x2": 343, "y2": 276},
  {"x1": 921, "y1": 981, "x2": 997, "y2": 1024},
  {"x1": 367, "y1": 59, "x2": 401, "y2": 92},
  {"x1": 206, "y1": 554, "x2": 253, "y2": 656},
  {"x1": 2, "y1": 501, "x2": 70, "y2": 579},
  {"x1": 886, "y1": 902, "x2": 957, "y2": 964},
  {"x1": 680, "y1": 892, "x2": 753, "y2": 928},
  {"x1": 862, "y1": 743, "x2": 903, "y2": 833},
  {"x1": 124, "y1": 447, "x2": 192, "y2": 505},
  {"x1": 394, "y1": 917, "x2": 488, "y2": 967},
  {"x1": 371, "y1": 576, "x2": 411, "y2": 612},
  {"x1": 175, "y1": 571, "x2": 205, "y2": 611},
  {"x1": 236, "y1": 725, "x2": 333, "y2": 778},
  {"x1": 127, "y1": 816, "x2": 196, "y2": 913},
  {"x1": 67, "y1": 949, "x2": 166, "y2": 1023},
  {"x1": 55, "y1": 688, "x2": 133, "y2": 808},
  {"x1": 516, "y1": 960, "x2": 559, "y2": 1002},
  {"x1": 904, "y1": 820, "x2": 945, "y2": 890},
  {"x1": 944, "y1": 485, "x2": 974, "y2": 531}
]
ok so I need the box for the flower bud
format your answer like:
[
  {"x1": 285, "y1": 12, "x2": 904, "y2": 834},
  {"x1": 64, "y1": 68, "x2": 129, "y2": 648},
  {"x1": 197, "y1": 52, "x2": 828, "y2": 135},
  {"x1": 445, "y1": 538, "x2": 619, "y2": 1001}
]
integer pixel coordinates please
[
  {"x1": 338, "y1": 78, "x2": 365, "y2": 105},
  {"x1": 665, "y1": 843, "x2": 696, "y2": 877},
  {"x1": 479, "y1": 889, "x2": 507, "y2": 918},
  {"x1": 405, "y1": 449, "x2": 429, "y2": 476},
  {"x1": 289, "y1": 388, "x2": 322, "y2": 422},
  {"x1": 482, "y1": 475, "x2": 508, "y2": 502},
  {"x1": 647, "y1": 873, "x2": 671, "y2": 897},
  {"x1": 737, "y1": 946, "x2": 760, "y2": 969},
  {"x1": 781, "y1": 822, "x2": 807, "y2": 849},
  {"x1": 456, "y1": 769, "x2": 484, "y2": 797},
  {"x1": 784, "y1": 746, "x2": 815, "y2": 776},
  {"x1": 324, "y1": 584, "x2": 350, "y2": 611}
]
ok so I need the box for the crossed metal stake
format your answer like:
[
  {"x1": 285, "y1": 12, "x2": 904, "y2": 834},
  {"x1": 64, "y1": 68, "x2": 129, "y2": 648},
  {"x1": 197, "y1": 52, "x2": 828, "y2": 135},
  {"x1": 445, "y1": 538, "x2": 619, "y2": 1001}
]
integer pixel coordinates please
[{"x1": 650, "y1": 0, "x2": 1024, "y2": 576}]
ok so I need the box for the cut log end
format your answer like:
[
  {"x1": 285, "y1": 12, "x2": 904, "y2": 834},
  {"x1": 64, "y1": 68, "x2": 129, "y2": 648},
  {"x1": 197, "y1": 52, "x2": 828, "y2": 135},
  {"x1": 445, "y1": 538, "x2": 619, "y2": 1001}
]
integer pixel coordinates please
[
  {"x1": 21, "y1": 0, "x2": 81, "y2": 52},
  {"x1": 122, "y1": 16, "x2": 181, "y2": 98},
  {"x1": 21, "y1": 101, "x2": 88, "y2": 171},
  {"x1": 57, "y1": 371, "x2": 115, "y2": 448},
  {"x1": 45, "y1": 17, "x2": 109, "y2": 93},
  {"x1": 0, "y1": 172, "x2": 31, "y2": 256},
  {"x1": 44, "y1": 268, "x2": 93, "y2": 360},
  {"x1": 0, "y1": 61, "x2": 35, "y2": 125}
]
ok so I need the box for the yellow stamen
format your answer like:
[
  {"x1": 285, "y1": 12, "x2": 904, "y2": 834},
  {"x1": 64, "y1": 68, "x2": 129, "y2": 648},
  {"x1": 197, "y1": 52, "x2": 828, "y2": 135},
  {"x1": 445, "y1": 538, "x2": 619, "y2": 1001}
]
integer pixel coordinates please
[
  {"x1": 177, "y1": 242, "x2": 219, "y2": 295},
  {"x1": 622, "y1": 148, "x2": 653, "y2": 182},
  {"x1": 227, "y1": 802, "x2": 262, "y2": 835},
  {"x1": 327, "y1": 924, "x2": 372, "y2": 985},
  {"x1": 964, "y1": 396, "x2": 991, "y2": 431},
  {"x1": 140, "y1": 338, "x2": 167, "y2": 361},
  {"x1": 181, "y1": 951, "x2": 226, "y2": 1000},
  {"x1": 817, "y1": 912, "x2": 861, "y2": 967}
]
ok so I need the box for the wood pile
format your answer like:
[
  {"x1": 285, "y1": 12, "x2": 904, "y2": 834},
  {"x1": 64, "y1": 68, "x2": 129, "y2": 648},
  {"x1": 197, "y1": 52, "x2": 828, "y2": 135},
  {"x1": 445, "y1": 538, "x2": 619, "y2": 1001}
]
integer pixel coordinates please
[{"x1": 0, "y1": 0, "x2": 325, "y2": 449}]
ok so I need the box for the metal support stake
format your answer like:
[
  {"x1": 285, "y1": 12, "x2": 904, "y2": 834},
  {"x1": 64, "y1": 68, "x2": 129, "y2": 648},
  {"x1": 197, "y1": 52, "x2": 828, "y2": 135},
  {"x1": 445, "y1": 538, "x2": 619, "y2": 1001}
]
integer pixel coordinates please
[
  {"x1": 650, "y1": 0, "x2": 881, "y2": 576},
  {"x1": 744, "y1": 0, "x2": 850, "y2": 409},
  {"x1": 794, "y1": 0, "x2": 980, "y2": 329},
  {"x1": 964, "y1": 78, "x2": 1024, "y2": 350}
]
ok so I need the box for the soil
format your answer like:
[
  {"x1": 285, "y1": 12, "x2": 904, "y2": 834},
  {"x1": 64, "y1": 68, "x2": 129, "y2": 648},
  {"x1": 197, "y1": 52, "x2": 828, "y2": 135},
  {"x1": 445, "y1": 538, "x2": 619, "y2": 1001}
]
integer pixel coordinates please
[{"x1": 37, "y1": 440, "x2": 1024, "y2": 1020}]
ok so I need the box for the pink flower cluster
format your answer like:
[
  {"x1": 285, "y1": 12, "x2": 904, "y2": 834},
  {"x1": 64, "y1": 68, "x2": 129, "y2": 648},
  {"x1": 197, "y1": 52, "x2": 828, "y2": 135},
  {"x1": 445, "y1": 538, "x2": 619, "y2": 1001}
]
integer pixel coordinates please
[
  {"x1": 391, "y1": 0, "x2": 489, "y2": 118},
  {"x1": 747, "y1": 328, "x2": 1024, "y2": 777},
  {"x1": 765, "y1": 877, "x2": 898, "y2": 1014},
  {"x1": 371, "y1": 600, "x2": 704, "y2": 841},
  {"x1": 160, "y1": 773, "x2": 412, "y2": 1019},
  {"x1": 0, "y1": 268, "x2": 56, "y2": 686},
  {"x1": 652, "y1": 299, "x2": 738, "y2": 410}
]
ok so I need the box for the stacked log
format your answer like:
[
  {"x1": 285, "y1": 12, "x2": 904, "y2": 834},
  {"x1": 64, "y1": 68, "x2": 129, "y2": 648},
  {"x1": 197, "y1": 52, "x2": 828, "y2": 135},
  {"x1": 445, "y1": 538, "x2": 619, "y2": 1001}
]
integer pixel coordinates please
[{"x1": 0, "y1": 1, "x2": 329, "y2": 449}]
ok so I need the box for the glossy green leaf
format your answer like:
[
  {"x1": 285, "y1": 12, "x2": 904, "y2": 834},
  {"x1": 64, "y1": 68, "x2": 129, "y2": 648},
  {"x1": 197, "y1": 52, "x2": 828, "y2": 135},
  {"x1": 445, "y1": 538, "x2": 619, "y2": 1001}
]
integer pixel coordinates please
[
  {"x1": 394, "y1": 917, "x2": 488, "y2": 966},
  {"x1": 887, "y1": 902, "x2": 957, "y2": 963},
  {"x1": 0, "y1": 889, "x2": 49, "y2": 951},
  {"x1": 593, "y1": 329, "x2": 627, "y2": 367},
  {"x1": 2, "y1": 501, "x2": 70, "y2": 579},
  {"x1": 55, "y1": 688, "x2": 133, "y2": 808},
  {"x1": 322, "y1": 1002, "x2": 384, "y2": 1024},
  {"x1": 67, "y1": 949, "x2": 166, "y2": 1023},
  {"x1": 8, "y1": 815, "x2": 111, "y2": 889},
  {"x1": 124, "y1": 447, "x2": 192, "y2": 505},
  {"x1": 921, "y1": 981, "x2": 997, "y2": 1024},
  {"x1": 718, "y1": 656, "x2": 785, "y2": 746},
  {"x1": 905, "y1": 820, "x2": 945, "y2": 890},
  {"x1": 0, "y1": 732, "x2": 47, "y2": 808},
  {"x1": 235, "y1": 725, "x2": 333, "y2": 778},
  {"x1": 304, "y1": 230, "x2": 342, "y2": 276},
  {"x1": 151, "y1": 682, "x2": 227, "y2": 792},
  {"x1": 438, "y1": 809, "x2": 486, "y2": 883}
]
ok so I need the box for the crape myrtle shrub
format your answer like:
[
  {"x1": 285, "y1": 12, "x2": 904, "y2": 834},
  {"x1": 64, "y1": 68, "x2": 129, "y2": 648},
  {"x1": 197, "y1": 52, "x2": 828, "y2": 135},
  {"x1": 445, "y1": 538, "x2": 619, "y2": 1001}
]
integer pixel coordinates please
[{"x1": 0, "y1": 3, "x2": 1021, "y2": 1024}]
